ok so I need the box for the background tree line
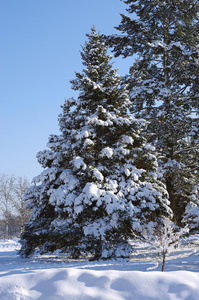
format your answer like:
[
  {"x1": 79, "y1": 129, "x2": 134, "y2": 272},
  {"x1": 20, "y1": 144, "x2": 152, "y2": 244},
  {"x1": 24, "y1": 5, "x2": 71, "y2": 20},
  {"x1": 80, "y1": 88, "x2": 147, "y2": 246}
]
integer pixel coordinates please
[{"x1": 0, "y1": 174, "x2": 31, "y2": 239}]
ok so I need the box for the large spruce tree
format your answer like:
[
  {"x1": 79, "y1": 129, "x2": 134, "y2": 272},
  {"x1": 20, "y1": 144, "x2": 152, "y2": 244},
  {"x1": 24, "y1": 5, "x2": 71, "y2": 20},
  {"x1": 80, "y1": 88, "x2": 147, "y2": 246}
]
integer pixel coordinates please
[
  {"x1": 106, "y1": 0, "x2": 199, "y2": 224},
  {"x1": 20, "y1": 27, "x2": 172, "y2": 259}
]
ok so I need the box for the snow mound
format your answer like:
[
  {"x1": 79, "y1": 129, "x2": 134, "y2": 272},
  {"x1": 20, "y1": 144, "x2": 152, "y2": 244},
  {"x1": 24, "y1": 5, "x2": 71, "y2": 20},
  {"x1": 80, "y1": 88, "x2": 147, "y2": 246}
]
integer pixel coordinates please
[{"x1": 0, "y1": 268, "x2": 199, "y2": 300}]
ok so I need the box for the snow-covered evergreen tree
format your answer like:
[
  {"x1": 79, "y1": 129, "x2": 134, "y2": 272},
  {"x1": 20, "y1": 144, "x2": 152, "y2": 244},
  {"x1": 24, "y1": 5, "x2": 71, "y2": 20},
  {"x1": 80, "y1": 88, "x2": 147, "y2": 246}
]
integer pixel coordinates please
[
  {"x1": 19, "y1": 27, "x2": 172, "y2": 259},
  {"x1": 182, "y1": 183, "x2": 199, "y2": 231},
  {"x1": 105, "y1": 0, "x2": 199, "y2": 224}
]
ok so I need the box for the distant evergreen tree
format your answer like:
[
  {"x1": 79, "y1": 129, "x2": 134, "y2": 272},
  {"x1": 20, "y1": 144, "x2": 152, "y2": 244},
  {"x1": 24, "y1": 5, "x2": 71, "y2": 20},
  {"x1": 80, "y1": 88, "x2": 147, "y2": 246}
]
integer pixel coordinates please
[
  {"x1": 105, "y1": 0, "x2": 199, "y2": 224},
  {"x1": 182, "y1": 183, "x2": 199, "y2": 231},
  {"x1": 19, "y1": 27, "x2": 172, "y2": 259}
]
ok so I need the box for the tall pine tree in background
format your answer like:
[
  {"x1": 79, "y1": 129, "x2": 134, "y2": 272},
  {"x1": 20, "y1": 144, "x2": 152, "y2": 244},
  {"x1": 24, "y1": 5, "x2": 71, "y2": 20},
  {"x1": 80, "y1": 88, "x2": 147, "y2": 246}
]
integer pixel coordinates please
[
  {"x1": 19, "y1": 27, "x2": 172, "y2": 259},
  {"x1": 106, "y1": 0, "x2": 199, "y2": 225}
]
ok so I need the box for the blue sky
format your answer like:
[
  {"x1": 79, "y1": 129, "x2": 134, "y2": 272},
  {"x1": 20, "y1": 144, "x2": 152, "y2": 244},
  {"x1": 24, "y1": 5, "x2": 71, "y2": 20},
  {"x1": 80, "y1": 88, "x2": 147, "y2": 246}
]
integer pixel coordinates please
[{"x1": 0, "y1": 0, "x2": 132, "y2": 181}]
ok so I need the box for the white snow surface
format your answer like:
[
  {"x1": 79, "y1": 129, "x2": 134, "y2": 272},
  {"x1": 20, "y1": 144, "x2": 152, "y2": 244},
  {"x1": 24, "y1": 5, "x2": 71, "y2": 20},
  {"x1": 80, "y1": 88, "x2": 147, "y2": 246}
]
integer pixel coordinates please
[{"x1": 1, "y1": 237, "x2": 199, "y2": 299}]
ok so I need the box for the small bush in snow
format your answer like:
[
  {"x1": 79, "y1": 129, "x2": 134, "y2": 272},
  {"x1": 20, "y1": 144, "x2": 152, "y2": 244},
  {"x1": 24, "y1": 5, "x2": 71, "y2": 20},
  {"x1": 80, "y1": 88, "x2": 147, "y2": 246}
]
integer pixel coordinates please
[{"x1": 142, "y1": 219, "x2": 189, "y2": 271}]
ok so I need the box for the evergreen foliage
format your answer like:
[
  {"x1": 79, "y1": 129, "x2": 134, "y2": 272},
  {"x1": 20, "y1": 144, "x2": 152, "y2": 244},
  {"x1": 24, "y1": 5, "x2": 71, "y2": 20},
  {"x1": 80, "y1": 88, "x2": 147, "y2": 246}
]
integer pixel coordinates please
[
  {"x1": 182, "y1": 183, "x2": 199, "y2": 231},
  {"x1": 105, "y1": 0, "x2": 199, "y2": 224},
  {"x1": 19, "y1": 27, "x2": 172, "y2": 259}
]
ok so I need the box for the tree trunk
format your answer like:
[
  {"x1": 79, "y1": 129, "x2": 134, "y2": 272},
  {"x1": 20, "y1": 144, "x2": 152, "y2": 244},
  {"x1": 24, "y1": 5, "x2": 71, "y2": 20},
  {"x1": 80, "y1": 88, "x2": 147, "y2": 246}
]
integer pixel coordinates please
[
  {"x1": 5, "y1": 221, "x2": 9, "y2": 239},
  {"x1": 162, "y1": 250, "x2": 166, "y2": 272}
]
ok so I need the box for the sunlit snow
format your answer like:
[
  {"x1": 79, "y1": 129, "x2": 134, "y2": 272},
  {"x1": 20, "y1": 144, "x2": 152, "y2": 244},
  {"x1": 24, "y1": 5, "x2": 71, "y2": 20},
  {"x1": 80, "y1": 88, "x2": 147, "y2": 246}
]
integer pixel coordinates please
[{"x1": 1, "y1": 237, "x2": 199, "y2": 299}]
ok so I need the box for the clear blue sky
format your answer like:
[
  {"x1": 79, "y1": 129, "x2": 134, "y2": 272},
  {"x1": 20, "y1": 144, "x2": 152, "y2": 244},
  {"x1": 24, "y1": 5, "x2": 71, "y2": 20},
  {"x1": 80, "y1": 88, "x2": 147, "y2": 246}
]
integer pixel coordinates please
[{"x1": 0, "y1": 0, "x2": 132, "y2": 181}]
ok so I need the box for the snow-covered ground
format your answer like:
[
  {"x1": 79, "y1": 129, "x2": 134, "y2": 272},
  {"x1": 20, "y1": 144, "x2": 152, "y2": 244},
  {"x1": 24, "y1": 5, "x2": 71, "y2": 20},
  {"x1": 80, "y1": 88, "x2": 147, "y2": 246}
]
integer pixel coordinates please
[{"x1": 0, "y1": 237, "x2": 199, "y2": 299}]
